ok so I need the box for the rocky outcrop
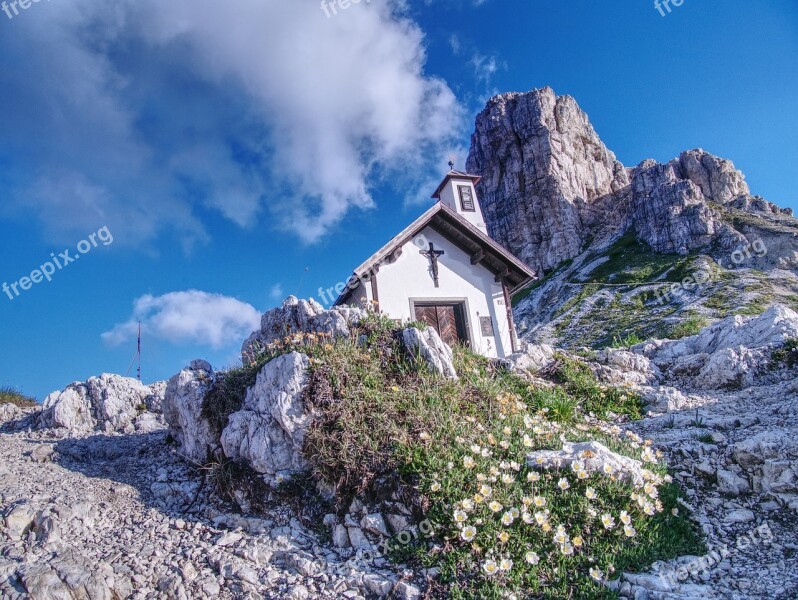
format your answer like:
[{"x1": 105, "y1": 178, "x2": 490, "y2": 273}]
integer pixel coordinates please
[
  {"x1": 401, "y1": 327, "x2": 458, "y2": 379},
  {"x1": 467, "y1": 87, "x2": 630, "y2": 274},
  {"x1": 241, "y1": 296, "x2": 364, "y2": 360},
  {"x1": 221, "y1": 352, "x2": 311, "y2": 486},
  {"x1": 634, "y1": 304, "x2": 798, "y2": 390},
  {"x1": 162, "y1": 360, "x2": 218, "y2": 463},
  {"x1": 38, "y1": 374, "x2": 165, "y2": 435},
  {"x1": 468, "y1": 87, "x2": 796, "y2": 274}
]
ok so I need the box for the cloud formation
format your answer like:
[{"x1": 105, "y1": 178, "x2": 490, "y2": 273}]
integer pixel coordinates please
[
  {"x1": 0, "y1": 0, "x2": 462, "y2": 247},
  {"x1": 102, "y1": 291, "x2": 261, "y2": 350}
]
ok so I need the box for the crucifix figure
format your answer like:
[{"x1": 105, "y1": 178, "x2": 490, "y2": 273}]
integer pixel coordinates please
[{"x1": 420, "y1": 242, "x2": 445, "y2": 287}]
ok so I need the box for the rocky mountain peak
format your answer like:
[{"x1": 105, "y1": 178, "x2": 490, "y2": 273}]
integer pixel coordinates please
[{"x1": 467, "y1": 88, "x2": 795, "y2": 274}]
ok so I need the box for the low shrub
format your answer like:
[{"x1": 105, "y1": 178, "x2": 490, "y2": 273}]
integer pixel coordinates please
[{"x1": 0, "y1": 387, "x2": 37, "y2": 408}]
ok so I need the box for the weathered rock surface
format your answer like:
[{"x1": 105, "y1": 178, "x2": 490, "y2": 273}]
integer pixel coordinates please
[
  {"x1": 221, "y1": 352, "x2": 311, "y2": 486},
  {"x1": 468, "y1": 86, "x2": 796, "y2": 274},
  {"x1": 0, "y1": 427, "x2": 425, "y2": 600},
  {"x1": 241, "y1": 296, "x2": 364, "y2": 360},
  {"x1": 38, "y1": 374, "x2": 165, "y2": 435},
  {"x1": 401, "y1": 327, "x2": 458, "y2": 379},
  {"x1": 162, "y1": 360, "x2": 218, "y2": 463}
]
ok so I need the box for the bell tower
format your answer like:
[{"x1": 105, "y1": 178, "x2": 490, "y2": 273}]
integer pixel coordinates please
[{"x1": 431, "y1": 164, "x2": 486, "y2": 232}]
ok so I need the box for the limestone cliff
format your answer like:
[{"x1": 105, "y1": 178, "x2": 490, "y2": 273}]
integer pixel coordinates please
[{"x1": 467, "y1": 87, "x2": 798, "y2": 347}]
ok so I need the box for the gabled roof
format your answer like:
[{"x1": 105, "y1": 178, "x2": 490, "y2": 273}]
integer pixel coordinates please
[
  {"x1": 333, "y1": 202, "x2": 537, "y2": 306},
  {"x1": 431, "y1": 170, "x2": 482, "y2": 199}
]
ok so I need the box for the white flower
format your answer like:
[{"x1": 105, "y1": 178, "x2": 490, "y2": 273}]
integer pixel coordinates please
[
  {"x1": 601, "y1": 514, "x2": 616, "y2": 530},
  {"x1": 534, "y1": 511, "x2": 548, "y2": 526},
  {"x1": 533, "y1": 496, "x2": 547, "y2": 507},
  {"x1": 461, "y1": 499, "x2": 475, "y2": 512},
  {"x1": 586, "y1": 487, "x2": 598, "y2": 500},
  {"x1": 527, "y1": 471, "x2": 541, "y2": 483},
  {"x1": 430, "y1": 482, "x2": 441, "y2": 492},
  {"x1": 499, "y1": 558, "x2": 513, "y2": 572},
  {"x1": 643, "y1": 501, "x2": 656, "y2": 516},
  {"x1": 557, "y1": 478, "x2": 570, "y2": 491},
  {"x1": 672, "y1": 507, "x2": 679, "y2": 516},
  {"x1": 463, "y1": 456, "x2": 476, "y2": 469},
  {"x1": 511, "y1": 461, "x2": 521, "y2": 471},
  {"x1": 644, "y1": 482, "x2": 659, "y2": 498},
  {"x1": 502, "y1": 474, "x2": 515, "y2": 484},
  {"x1": 571, "y1": 460, "x2": 585, "y2": 473},
  {"x1": 461, "y1": 526, "x2": 477, "y2": 542},
  {"x1": 602, "y1": 463, "x2": 615, "y2": 475},
  {"x1": 523, "y1": 434, "x2": 533, "y2": 447},
  {"x1": 453, "y1": 509, "x2": 468, "y2": 524},
  {"x1": 525, "y1": 551, "x2": 540, "y2": 565},
  {"x1": 641, "y1": 447, "x2": 657, "y2": 463},
  {"x1": 479, "y1": 484, "x2": 492, "y2": 498},
  {"x1": 522, "y1": 511, "x2": 534, "y2": 524},
  {"x1": 470, "y1": 444, "x2": 481, "y2": 454},
  {"x1": 488, "y1": 501, "x2": 503, "y2": 513},
  {"x1": 501, "y1": 512, "x2": 515, "y2": 526},
  {"x1": 620, "y1": 511, "x2": 631, "y2": 525},
  {"x1": 589, "y1": 567, "x2": 603, "y2": 581},
  {"x1": 482, "y1": 559, "x2": 498, "y2": 576},
  {"x1": 559, "y1": 542, "x2": 574, "y2": 556},
  {"x1": 499, "y1": 440, "x2": 510, "y2": 450},
  {"x1": 624, "y1": 525, "x2": 636, "y2": 538}
]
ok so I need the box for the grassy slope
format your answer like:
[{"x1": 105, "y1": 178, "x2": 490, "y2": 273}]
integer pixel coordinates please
[
  {"x1": 0, "y1": 387, "x2": 38, "y2": 408},
  {"x1": 215, "y1": 314, "x2": 703, "y2": 599},
  {"x1": 513, "y1": 232, "x2": 798, "y2": 349}
]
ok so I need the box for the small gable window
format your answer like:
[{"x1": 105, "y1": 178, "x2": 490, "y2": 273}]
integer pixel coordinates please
[{"x1": 458, "y1": 185, "x2": 475, "y2": 212}]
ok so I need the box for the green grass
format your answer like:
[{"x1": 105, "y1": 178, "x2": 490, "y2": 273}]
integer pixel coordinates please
[
  {"x1": 771, "y1": 338, "x2": 798, "y2": 369},
  {"x1": 0, "y1": 387, "x2": 37, "y2": 408},
  {"x1": 513, "y1": 259, "x2": 574, "y2": 307},
  {"x1": 227, "y1": 314, "x2": 702, "y2": 598},
  {"x1": 668, "y1": 316, "x2": 709, "y2": 340},
  {"x1": 609, "y1": 333, "x2": 644, "y2": 349},
  {"x1": 582, "y1": 233, "x2": 690, "y2": 286}
]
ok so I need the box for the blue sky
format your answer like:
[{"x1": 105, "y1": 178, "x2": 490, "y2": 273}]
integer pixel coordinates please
[{"x1": 1, "y1": 0, "x2": 796, "y2": 400}]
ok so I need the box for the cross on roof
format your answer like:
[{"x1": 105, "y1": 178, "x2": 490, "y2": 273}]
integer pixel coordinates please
[{"x1": 420, "y1": 242, "x2": 445, "y2": 287}]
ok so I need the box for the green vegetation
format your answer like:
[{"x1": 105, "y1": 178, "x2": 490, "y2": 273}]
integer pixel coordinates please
[
  {"x1": 668, "y1": 316, "x2": 709, "y2": 340},
  {"x1": 223, "y1": 313, "x2": 702, "y2": 598},
  {"x1": 610, "y1": 333, "x2": 644, "y2": 349},
  {"x1": 0, "y1": 387, "x2": 37, "y2": 408},
  {"x1": 771, "y1": 338, "x2": 798, "y2": 369},
  {"x1": 581, "y1": 233, "x2": 691, "y2": 286},
  {"x1": 513, "y1": 259, "x2": 574, "y2": 307},
  {"x1": 695, "y1": 433, "x2": 715, "y2": 445}
]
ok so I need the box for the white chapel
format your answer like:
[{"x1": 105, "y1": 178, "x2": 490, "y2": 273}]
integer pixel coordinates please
[{"x1": 334, "y1": 169, "x2": 536, "y2": 359}]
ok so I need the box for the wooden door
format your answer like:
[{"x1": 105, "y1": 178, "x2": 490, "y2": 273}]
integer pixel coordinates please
[{"x1": 413, "y1": 303, "x2": 467, "y2": 347}]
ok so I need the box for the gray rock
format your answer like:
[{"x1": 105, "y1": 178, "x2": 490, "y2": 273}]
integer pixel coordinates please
[
  {"x1": 39, "y1": 374, "x2": 164, "y2": 434},
  {"x1": 241, "y1": 296, "x2": 364, "y2": 360},
  {"x1": 161, "y1": 360, "x2": 218, "y2": 463},
  {"x1": 716, "y1": 469, "x2": 750, "y2": 496},
  {"x1": 402, "y1": 327, "x2": 457, "y2": 379},
  {"x1": 220, "y1": 352, "x2": 311, "y2": 486}
]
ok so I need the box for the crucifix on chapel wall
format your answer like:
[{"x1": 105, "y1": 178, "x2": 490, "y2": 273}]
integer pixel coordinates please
[{"x1": 420, "y1": 242, "x2": 445, "y2": 287}]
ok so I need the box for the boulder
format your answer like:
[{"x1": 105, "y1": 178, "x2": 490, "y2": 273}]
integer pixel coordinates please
[
  {"x1": 162, "y1": 360, "x2": 218, "y2": 463},
  {"x1": 39, "y1": 374, "x2": 164, "y2": 434},
  {"x1": 504, "y1": 344, "x2": 555, "y2": 373},
  {"x1": 220, "y1": 352, "x2": 311, "y2": 486},
  {"x1": 526, "y1": 440, "x2": 651, "y2": 487},
  {"x1": 241, "y1": 296, "x2": 364, "y2": 360},
  {"x1": 402, "y1": 327, "x2": 458, "y2": 379},
  {"x1": 636, "y1": 305, "x2": 798, "y2": 389}
]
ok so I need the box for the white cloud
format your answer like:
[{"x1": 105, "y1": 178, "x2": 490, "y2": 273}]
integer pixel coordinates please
[
  {"x1": 269, "y1": 284, "x2": 284, "y2": 301},
  {"x1": 0, "y1": 0, "x2": 463, "y2": 246},
  {"x1": 102, "y1": 291, "x2": 261, "y2": 350}
]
